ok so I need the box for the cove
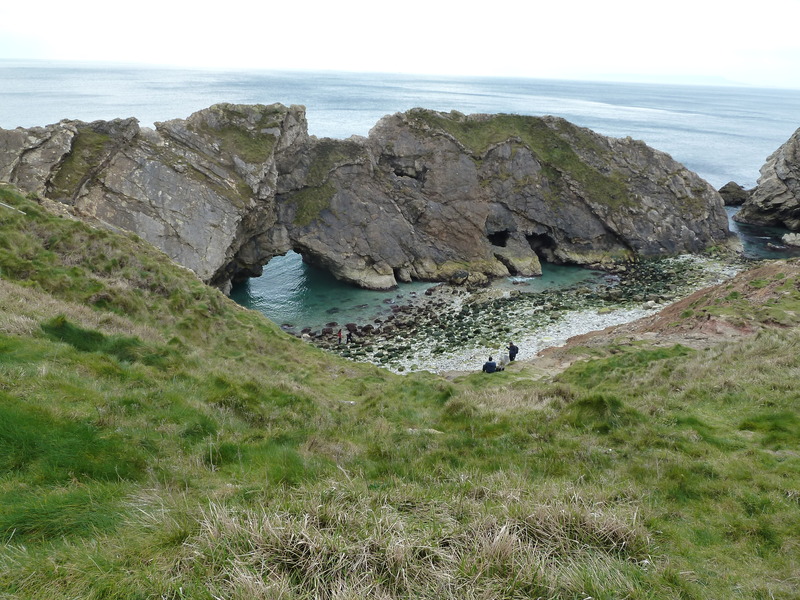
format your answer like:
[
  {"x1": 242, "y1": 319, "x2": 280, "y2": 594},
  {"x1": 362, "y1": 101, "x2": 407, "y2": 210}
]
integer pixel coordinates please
[
  {"x1": 726, "y1": 207, "x2": 800, "y2": 260},
  {"x1": 230, "y1": 251, "x2": 603, "y2": 333},
  {"x1": 232, "y1": 211, "x2": 800, "y2": 336}
]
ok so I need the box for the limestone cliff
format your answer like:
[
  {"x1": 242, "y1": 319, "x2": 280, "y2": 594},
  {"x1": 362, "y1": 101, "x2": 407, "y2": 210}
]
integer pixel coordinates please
[
  {"x1": 278, "y1": 110, "x2": 736, "y2": 288},
  {"x1": 0, "y1": 104, "x2": 309, "y2": 291},
  {"x1": 0, "y1": 105, "x2": 737, "y2": 291},
  {"x1": 734, "y1": 127, "x2": 800, "y2": 231}
]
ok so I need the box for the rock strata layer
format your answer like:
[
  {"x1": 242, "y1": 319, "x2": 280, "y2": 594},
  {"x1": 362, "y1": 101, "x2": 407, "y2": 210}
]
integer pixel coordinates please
[
  {"x1": 0, "y1": 105, "x2": 737, "y2": 291},
  {"x1": 735, "y1": 127, "x2": 800, "y2": 231}
]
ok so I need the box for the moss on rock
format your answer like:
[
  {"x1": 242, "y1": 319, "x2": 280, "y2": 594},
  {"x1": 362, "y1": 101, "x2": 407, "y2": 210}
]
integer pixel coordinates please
[
  {"x1": 407, "y1": 110, "x2": 634, "y2": 210},
  {"x1": 50, "y1": 129, "x2": 114, "y2": 200}
]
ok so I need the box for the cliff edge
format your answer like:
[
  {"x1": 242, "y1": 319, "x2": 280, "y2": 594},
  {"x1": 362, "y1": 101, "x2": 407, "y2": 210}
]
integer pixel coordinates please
[
  {"x1": 0, "y1": 105, "x2": 738, "y2": 291},
  {"x1": 734, "y1": 126, "x2": 800, "y2": 231}
]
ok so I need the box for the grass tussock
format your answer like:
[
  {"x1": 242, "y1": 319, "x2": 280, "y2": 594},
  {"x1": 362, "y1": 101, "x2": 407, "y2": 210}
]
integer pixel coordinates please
[
  {"x1": 90, "y1": 478, "x2": 650, "y2": 600},
  {"x1": 1, "y1": 185, "x2": 799, "y2": 598}
]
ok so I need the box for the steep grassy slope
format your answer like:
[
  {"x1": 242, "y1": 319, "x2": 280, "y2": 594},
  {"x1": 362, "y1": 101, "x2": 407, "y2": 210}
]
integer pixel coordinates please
[{"x1": 1, "y1": 185, "x2": 799, "y2": 599}]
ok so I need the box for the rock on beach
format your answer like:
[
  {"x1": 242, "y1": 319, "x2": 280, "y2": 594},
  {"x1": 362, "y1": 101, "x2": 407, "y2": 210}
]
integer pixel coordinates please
[{"x1": 316, "y1": 254, "x2": 745, "y2": 375}]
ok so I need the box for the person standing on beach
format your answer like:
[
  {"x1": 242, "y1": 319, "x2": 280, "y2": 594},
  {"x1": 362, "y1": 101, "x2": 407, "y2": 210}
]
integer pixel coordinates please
[
  {"x1": 337, "y1": 329, "x2": 343, "y2": 344},
  {"x1": 508, "y1": 342, "x2": 519, "y2": 362}
]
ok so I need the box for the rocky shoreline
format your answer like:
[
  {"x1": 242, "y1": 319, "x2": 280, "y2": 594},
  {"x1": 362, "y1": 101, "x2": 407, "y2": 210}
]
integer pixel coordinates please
[
  {"x1": 1, "y1": 105, "x2": 739, "y2": 294},
  {"x1": 299, "y1": 254, "x2": 747, "y2": 374}
]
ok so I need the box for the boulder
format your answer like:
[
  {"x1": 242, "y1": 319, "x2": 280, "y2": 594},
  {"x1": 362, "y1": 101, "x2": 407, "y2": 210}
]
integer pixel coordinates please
[
  {"x1": 783, "y1": 233, "x2": 800, "y2": 247},
  {"x1": 718, "y1": 181, "x2": 751, "y2": 206}
]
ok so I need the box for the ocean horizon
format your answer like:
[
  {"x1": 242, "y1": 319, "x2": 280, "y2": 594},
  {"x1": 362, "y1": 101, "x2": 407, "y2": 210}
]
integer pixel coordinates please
[{"x1": 3, "y1": 59, "x2": 800, "y2": 190}]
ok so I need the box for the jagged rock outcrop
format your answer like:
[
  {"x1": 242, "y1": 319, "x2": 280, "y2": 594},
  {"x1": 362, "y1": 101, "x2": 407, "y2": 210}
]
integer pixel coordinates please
[
  {"x1": 277, "y1": 110, "x2": 736, "y2": 288},
  {"x1": 0, "y1": 104, "x2": 309, "y2": 291},
  {"x1": 718, "y1": 181, "x2": 751, "y2": 206},
  {"x1": 0, "y1": 105, "x2": 738, "y2": 291},
  {"x1": 735, "y1": 127, "x2": 800, "y2": 231}
]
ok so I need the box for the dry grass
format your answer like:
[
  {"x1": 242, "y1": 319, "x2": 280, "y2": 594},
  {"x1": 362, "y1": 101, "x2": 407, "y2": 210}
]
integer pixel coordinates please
[
  {"x1": 0, "y1": 278, "x2": 165, "y2": 343},
  {"x1": 158, "y1": 477, "x2": 652, "y2": 600},
  {"x1": 449, "y1": 381, "x2": 575, "y2": 414}
]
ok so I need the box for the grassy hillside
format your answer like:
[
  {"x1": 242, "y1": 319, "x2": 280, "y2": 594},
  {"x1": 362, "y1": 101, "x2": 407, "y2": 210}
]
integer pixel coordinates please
[{"x1": 1, "y1": 185, "x2": 799, "y2": 599}]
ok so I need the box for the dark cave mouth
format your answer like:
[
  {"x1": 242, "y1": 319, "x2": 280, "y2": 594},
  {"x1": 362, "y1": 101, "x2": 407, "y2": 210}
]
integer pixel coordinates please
[
  {"x1": 487, "y1": 230, "x2": 510, "y2": 247},
  {"x1": 487, "y1": 230, "x2": 563, "y2": 264}
]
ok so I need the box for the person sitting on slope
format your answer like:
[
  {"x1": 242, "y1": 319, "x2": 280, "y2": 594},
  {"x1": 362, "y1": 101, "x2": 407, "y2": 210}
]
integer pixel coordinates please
[{"x1": 482, "y1": 356, "x2": 498, "y2": 373}]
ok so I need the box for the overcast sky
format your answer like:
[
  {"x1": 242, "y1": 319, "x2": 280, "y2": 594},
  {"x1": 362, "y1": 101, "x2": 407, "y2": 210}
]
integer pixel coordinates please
[{"x1": 2, "y1": 0, "x2": 799, "y2": 88}]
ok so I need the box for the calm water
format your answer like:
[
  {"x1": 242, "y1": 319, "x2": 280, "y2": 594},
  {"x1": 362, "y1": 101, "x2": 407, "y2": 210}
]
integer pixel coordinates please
[
  {"x1": 229, "y1": 252, "x2": 603, "y2": 331},
  {"x1": 727, "y1": 207, "x2": 800, "y2": 260},
  {"x1": 3, "y1": 60, "x2": 799, "y2": 329}
]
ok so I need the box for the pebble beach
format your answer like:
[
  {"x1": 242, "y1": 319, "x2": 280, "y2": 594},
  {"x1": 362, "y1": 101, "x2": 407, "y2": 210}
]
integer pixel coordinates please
[
  {"x1": 311, "y1": 255, "x2": 747, "y2": 375},
  {"x1": 393, "y1": 305, "x2": 662, "y2": 375}
]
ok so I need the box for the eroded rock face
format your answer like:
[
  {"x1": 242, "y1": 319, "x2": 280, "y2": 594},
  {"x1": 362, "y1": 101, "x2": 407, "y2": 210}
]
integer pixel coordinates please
[
  {"x1": 734, "y1": 127, "x2": 800, "y2": 231},
  {"x1": 0, "y1": 105, "x2": 737, "y2": 291},
  {"x1": 0, "y1": 104, "x2": 309, "y2": 291},
  {"x1": 278, "y1": 110, "x2": 736, "y2": 288}
]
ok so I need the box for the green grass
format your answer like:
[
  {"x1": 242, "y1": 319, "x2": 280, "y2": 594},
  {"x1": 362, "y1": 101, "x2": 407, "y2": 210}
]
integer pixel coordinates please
[
  {"x1": 409, "y1": 110, "x2": 634, "y2": 211},
  {"x1": 40, "y1": 314, "x2": 177, "y2": 367},
  {"x1": 290, "y1": 180, "x2": 337, "y2": 227},
  {"x1": 1, "y1": 185, "x2": 799, "y2": 598},
  {"x1": 289, "y1": 138, "x2": 366, "y2": 227},
  {"x1": 49, "y1": 128, "x2": 114, "y2": 200},
  {"x1": 190, "y1": 103, "x2": 286, "y2": 164}
]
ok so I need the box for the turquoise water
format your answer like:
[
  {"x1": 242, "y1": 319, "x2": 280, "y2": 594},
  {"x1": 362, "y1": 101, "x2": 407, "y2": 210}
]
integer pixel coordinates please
[
  {"x1": 726, "y1": 207, "x2": 800, "y2": 260},
  {"x1": 229, "y1": 251, "x2": 602, "y2": 332},
  {"x1": 4, "y1": 62, "x2": 800, "y2": 328},
  {"x1": 232, "y1": 209, "x2": 800, "y2": 331}
]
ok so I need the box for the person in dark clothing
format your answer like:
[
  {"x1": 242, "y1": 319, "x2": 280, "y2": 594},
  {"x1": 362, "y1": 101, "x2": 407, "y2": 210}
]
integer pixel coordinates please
[
  {"x1": 507, "y1": 342, "x2": 519, "y2": 362},
  {"x1": 346, "y1": 331, "x2": 353, "y2": 343},
  {"x1": 482, "y1": 356, "x2": 497, "y2": 373}
]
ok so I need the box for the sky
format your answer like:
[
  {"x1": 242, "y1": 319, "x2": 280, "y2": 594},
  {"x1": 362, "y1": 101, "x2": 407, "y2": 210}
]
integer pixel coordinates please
[{"x1": 2, "y1": 0, "x2": 800, "y2": 89}]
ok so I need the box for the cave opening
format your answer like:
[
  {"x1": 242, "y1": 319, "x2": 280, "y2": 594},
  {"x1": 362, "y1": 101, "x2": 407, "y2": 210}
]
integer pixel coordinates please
[
  {"x1": 526, "y1": 232, "x2": 560, "y2": 263},
  {"x1": 487, "y1": 230, "x2": 511, "y2": 247}
]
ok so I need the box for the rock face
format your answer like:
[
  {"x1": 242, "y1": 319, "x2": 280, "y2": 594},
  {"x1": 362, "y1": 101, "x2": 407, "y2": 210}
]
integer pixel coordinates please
[
  {"x1": 0, "y1": 104, "x2": 309, "y2": 291},
  {"x1": 278, "y1": 110, "x2": 735, "y2": 288},
  {"x1": 735, "y1": 127, "x2": 800, "y2": 231},
  {"x1": 718, "y1": 181, "x2": 751, "y2": 206},
  {"x1": 0, "y1": 105, "x2": 737, "y2": 291}
]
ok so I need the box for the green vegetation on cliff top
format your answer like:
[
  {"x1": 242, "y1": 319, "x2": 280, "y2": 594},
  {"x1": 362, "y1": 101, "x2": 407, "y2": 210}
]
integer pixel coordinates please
[
  {"x1": 190, "y1": 104, "x2": 288, "y2": 164},
  {"x1": 49, "y1": 128, "x2": 115, "y2": 200},
  {"x1": 410, "y1": 109, "x2": 634, "y2": 210},
  {"x1": 1, "y1": 185, "x2": 799, "y2": 599},
  {"x1": 291, "y1": 138, "x2": 366, "y2": 227}
]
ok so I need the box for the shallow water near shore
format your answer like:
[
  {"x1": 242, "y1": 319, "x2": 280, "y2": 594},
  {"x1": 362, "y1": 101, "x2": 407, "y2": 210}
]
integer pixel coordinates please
[
  {"x1": 231, "y1": 208, "x2": 800, "y2": 339},
  {"x1": 230, "y1": 251, "x2": 603, "y2": 333},
  {"x1": 726, "y1": 206, "x2": 800, "y2": 260}
]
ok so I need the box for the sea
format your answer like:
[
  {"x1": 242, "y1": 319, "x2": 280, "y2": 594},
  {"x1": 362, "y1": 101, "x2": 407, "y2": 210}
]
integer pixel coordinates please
[{"x1": 3, "y1": 60, "x2": 799, "y2": 330}]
